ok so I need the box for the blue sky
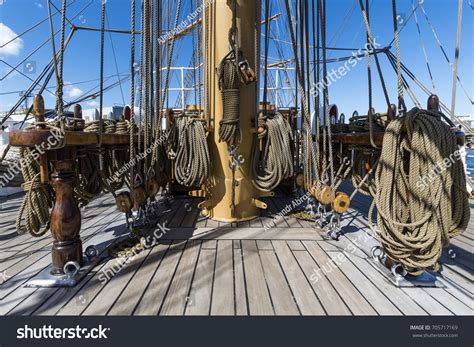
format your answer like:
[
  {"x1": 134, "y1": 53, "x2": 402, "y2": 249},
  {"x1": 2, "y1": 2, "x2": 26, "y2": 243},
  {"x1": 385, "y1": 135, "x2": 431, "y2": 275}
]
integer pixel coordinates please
[{"x1": 0, "y1": 0, "x2": 472, "y2": 119}]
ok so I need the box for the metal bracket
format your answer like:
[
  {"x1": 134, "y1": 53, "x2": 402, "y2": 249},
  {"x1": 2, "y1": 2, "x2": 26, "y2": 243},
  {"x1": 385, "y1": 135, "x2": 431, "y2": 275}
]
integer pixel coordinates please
[
  {"x1": 25, "y1": 246, "x2": 102, "y2": 288},
  {"x1": 370, "y1": 246, "x2": 445, "y2": 288}
]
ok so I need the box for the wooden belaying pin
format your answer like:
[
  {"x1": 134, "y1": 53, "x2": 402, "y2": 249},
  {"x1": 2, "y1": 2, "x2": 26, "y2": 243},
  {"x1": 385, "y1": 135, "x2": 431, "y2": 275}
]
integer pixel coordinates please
[{"x1": 34, "y1": 95, "x2": 49, "y2": 185}]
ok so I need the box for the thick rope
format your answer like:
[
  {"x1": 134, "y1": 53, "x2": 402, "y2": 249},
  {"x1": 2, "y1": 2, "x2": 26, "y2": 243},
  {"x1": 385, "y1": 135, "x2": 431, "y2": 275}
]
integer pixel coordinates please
[
  {"x1": 252, "y1": 112, "x2": 293, "y2": 191},
  {"x1": 217, "y1": 58, "x2": 241, "y2": 148},
  {"x1": 168, "y1": 114, "x2": 210, "y2": 188},
  {"x1": 16, "y1": 148, "x2": 53, "y2": 237},
  {"x1": 370, "y1": 108, "x2": 470, "y2": 273}
]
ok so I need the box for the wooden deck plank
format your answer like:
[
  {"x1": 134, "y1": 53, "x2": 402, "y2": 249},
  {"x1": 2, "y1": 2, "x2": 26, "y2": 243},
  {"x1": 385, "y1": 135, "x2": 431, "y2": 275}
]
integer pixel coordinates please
[
  {"x1": 241, "y1": 240, "x2": 274, "y2": 315},
  {"x1": 302, "y1": 240, "x2": 377, "y2": 315},
  {"x1": 272, "y1": 241, "x2": 325, "y2": 315},
  {"x1": 259, "y1": 250, "x2": 300, "y2": 315},
  {"x1": 134, "y1": 246, "x2": 184, "y2": 315},
  {"x1": 287, "y1": 240, "x2": 306, "y2": 251},
  {"x1": 180, "y1": 199, "x2": 201, "y2": 228},
  {"x1": 329, "y1": 252, "x2": 402, "y2": 315},
  {"x1": 210, "y1": 240, "x2": 234, "y2": 315},
  {"x1": 345, "y1": 253, "x2": 427, "y2": 316},
  {"x1": 202, "y1": 240, "x2": 217, "y2": 249},
  {"x1": 256, "y1": 240, "x2": 273, "y2": 250},
  {"x1": 160, "y1": 240, "x2": 201, "y2": 315},
  {"x1": 161, "y1": 227, "x2": 323, "y2": 241},
  {"x1": 185, "y1": 249, "x2": 216, "y2": 315},
  {"x1": 108, "y1": 244, "x2": 169, "y2": 315},
  {"x1": 292, "y1": 250, "x2": 351, "y2": 315},
  {"x1": 400, "y1": 287, "x2": 453, "y2": 316},
  {"x1": 233, "y1": 243, "x2": 248, "y2": 316},
  {"x1": 421, "y1": 288, "x2": 472, "y2": 316}
]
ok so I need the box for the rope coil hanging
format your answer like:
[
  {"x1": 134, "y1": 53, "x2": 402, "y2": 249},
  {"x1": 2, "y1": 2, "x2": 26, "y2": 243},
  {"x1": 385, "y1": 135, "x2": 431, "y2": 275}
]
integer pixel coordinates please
[
  {"x1": 168, "y1": 114, "x2": 211, "y2": 188},
  {"x1": 369, "y1": 108, "x2": 470, "y2": 273},
  {"x1": 252, "y1": 112, "x2": 294, "y2": 191},
  {"x1": 217, "y1": 57, "x2": 241, "y2": 148},
  {"x1": 217, "y1": 0, "x2": 241, "y2": 149}
]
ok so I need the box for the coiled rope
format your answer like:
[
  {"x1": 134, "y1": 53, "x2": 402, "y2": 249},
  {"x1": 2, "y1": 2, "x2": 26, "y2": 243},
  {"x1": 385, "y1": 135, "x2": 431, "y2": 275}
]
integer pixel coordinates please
[
  {"x1": 16, "y1": 147, "x2": 54, "y2": 237},
  {"x1": 252, "y1": 112, "x2": 294, "y2": 191},
  {"x1": 168, "y1": 114, "x2": 210, "y2": 188},
  {"x1": 369, "y1": 108, "x2": 470, "y2": 273},
  {"x1": 217, "y1": 58, "x2": 241, "y2": 148}
]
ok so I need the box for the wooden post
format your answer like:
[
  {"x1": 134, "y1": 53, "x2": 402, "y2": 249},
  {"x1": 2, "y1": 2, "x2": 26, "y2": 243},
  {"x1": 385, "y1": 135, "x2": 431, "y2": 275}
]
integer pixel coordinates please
[{"x1": 49, "y1": 146, "x2": 82, "y2": 274}]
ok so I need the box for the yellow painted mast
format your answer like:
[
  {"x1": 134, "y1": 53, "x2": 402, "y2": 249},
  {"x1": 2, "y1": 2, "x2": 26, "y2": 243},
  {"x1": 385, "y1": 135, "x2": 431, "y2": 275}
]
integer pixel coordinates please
[{"x1": 200, "y1": 0, "x2": 265, "y2": 222}]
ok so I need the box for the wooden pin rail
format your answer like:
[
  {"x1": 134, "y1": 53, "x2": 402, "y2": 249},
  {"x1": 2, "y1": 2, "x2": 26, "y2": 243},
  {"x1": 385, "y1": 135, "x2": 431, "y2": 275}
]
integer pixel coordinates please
[{"x1": 8, "y1": 95, "x2": 133, "y2": 283}]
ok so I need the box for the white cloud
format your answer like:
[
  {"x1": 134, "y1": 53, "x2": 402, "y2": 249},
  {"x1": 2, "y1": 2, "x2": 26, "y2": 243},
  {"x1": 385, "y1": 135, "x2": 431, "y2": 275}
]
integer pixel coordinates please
[
  {"x1": 64, "y1": 82, "x2": 83, "y2": 98},
  {"x1": 34, "y1": 2, "x2": 43, "y2": 9},
  {"x1": 0, "y1": 23, "x2": 24, "y2": 56},
  {"x1": 87, "y1": 101, "x2": 99, "y2": 107}
]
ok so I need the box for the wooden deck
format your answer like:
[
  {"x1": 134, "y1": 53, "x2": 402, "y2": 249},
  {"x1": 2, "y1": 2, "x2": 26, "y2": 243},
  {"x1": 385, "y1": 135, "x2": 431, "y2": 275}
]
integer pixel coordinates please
[{"x1": 0, "y1": 186, "x2": 472, "y2": 316}]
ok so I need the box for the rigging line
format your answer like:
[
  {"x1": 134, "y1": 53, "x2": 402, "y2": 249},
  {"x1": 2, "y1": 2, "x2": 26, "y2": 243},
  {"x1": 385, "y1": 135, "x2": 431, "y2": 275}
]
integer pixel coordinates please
[
  {"x1": 64, "y1": 76, "x2": 131, "y2": 108},
  {"x1": 304, "y1": 0, "x2": 311, "y2": 121},
  {"x1": 46, "y1": 0, "x2": 61, "y2": 115},
  {"x1": 411, "y1": 0, "x2": 436, "y2": 91},
  {"x1": 0, "y1": 59, "x2": 58, "y2": 100},
  {"x1": 386, "y1": 50, "x2": 472, "y2": 133},
  {"x1": 391, "y1": 0, "x2": 405, "y2": 112},
  {"x1": 262, "y1": 0, "x2": 271, "y2": 113},
  {"x1": 0, "y1": 0, "x2": 77, "y2": 49},
  {"x1": 386, "y1": 1, "x2": 420, "y2": 48},
  {"x1": 0, "y1": 29, "x2": 76, "y2": 127},
  {"x1": 105, "y1": 13, "x2": 125, "y2": 105},
  {"x1": 450, "y1": 0, "x2": 463, "y2": 119},
  {"x1": 160, "y1": 0, "x2": 183, "y2": 115},
  {"x1": 0, "y1": 72, "x2": 130, "y2": 97},
  {"x1": 64, "y1": 74, "x2": 129, "y2": 107},
  {"x1": 0, "y1": 0, "x2": 94, "y2": 81},
  {"x1": 366, "y1": 0, "x2": 372, "y2": 111},
  {"x1": 385, "y1": 50, "x2": 420, "y2": 108},
  {"x1": 358, "y1": 0, "x2": 391, "y2": 108},
  {"x1": 48, "y1": 0, "x2": 82, "y2": 29},
  {"x1": 419, "y1": 3, "x2": 473, "y2": 105},
  {"x1": 129, "y1": 0, "x2": 136, "y2": 184},
  {"x1": 98, "y1": 0, "x2": 106, "y2": 156},
  {"x1": 320, "y1": 0, "x2": 335, "y2": 187},
  {"x1": 312, "y1": 0, "x2": 320, "y2": 182},
  {"x1": 261, "y1": 34, "x2": 363, "y2": 51}
]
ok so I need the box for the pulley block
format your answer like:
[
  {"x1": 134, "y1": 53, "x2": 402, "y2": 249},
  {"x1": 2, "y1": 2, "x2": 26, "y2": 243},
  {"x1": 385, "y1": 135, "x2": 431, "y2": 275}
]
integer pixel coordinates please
[
  {"x1": 115, "y1": 191, "x2": 133, "y2": 213},
  {"x1": 332, "y1": 192, "x2": 350, "y2": 214}
]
